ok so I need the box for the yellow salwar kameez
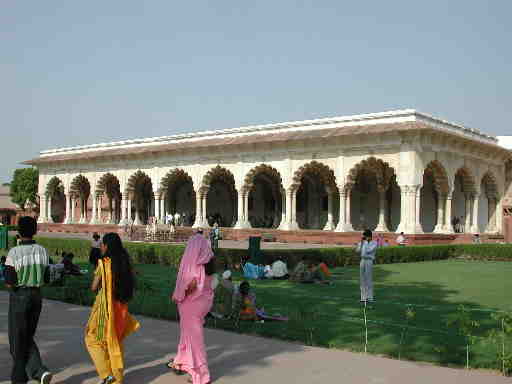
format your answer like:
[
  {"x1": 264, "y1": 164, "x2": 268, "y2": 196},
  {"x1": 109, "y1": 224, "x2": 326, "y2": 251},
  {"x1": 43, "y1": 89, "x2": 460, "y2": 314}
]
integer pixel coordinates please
[{"x1": 85, "y1": 258, "x2": 140, "y2": 383}]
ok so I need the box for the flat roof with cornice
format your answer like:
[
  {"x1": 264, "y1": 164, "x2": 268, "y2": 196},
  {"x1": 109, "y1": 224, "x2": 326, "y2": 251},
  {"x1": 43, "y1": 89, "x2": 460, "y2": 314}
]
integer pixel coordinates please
[{"x1": 26, "y1": 109, "x2": 506, "y2": 165}]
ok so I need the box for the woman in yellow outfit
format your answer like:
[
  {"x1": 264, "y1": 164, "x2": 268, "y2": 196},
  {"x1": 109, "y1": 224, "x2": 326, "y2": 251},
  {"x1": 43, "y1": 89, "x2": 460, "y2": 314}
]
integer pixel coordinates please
[{"x1": 85, "y1": 233, "x2": 140, "y2": 384}]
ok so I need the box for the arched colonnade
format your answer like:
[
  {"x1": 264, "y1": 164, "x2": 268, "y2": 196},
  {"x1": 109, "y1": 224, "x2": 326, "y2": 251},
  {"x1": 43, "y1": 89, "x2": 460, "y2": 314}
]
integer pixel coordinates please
[{"x1": 38, "y1": 158, "x2": 500, "y2": 234}]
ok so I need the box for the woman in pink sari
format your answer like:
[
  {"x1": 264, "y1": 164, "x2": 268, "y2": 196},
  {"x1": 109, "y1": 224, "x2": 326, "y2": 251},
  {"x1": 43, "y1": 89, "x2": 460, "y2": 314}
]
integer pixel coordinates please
[{"x1": 169, "y1": 232, "x2": 214, "y2": 384}]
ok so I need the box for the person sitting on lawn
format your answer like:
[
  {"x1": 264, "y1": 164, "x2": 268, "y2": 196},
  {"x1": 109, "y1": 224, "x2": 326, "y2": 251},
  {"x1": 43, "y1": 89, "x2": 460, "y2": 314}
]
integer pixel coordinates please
[
  {"x1": 236, "y1": 281, "x2": 288, "y2": 322},
  {"x1": 61, "y1": 252, "x2": 82, "y2": 276},
  {"x1": 243, "y1": 259, "x2": 264, "y2": 279},
  {"x1": 318, "y1": 259, "x2": 331, "y2": 279},
  {"x1": 263, "y1": 264, "x2": 273, "y2": 279},
  {"x1": 289, "y1": 259, "x2": 307, "y2": 282},
  {"x1": 211, "y1": 270, "x2": 236, "y2": 319},
  {"x1": 300, "y1": 261, "x2": 330, "y2": 284},
  {"x1": 271, "y1": 257, "x2": 289, "y2": 280}
]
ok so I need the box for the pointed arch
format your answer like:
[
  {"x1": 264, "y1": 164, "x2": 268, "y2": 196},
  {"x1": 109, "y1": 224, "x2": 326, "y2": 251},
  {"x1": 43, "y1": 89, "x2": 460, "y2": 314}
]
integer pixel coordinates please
[
  {"x1": 126, "y1": 170, "x2": 153, "y2": 225},
  {"x1": 201, "y1": 165, "x2": 236, "y2": 194},
  {"x1": 423, "y1": 161, "x2": 449, "y2": 194},
  {"x1": 70, "y1": 175, "x2": 91, "y2": 199},
  {"x1": 243, "y1": 164, "x2": 284, "y2": 228},
  {"x1": 290, "y1": 161, "x2": 338, "y2": 230},
  {"x1": 160, "y1": 169, "x2": 196, "y2": 226},
  {"x1": 127, "y1": 170, "x2": 152, "y2": 192},
  {"x1": 345, "y1": 157, "x2": 398, "y2": 232},
  {"x1": 454, "y1": 167, "x2": 476, "y2": 195},
  {"x1": 243, "y1": 164, "x2": 284, "y2": 193},
  {"x1": 346, "y1": 157, "x2": 395, "y2": 192},
  {"x1": 201, "y1": 166, "x2": 236, "y2": 227},
  {"x1": 481, "y1": 171, "x2": 498, "y2": 199},
  {"x1": 291, "y1": 161, "x2": 337, "y2": 193},
  {"x1": 161, "y1": 168, "x2": 194, "y2": 193},
  {"x1": 46, "y1": 176, "x2": 64, "y2": 199},
  {"x1": 97, "y1": 173, "x2": 121, "y2": 197},
  {"x1": 45, "y1": 176, "x2": 66, "y2": 223}
]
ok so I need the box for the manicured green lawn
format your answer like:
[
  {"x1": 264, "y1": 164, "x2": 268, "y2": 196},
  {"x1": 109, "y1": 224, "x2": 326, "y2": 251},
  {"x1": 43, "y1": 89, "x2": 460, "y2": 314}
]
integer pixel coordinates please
[{"x1": 36, "y1": 259, "x2": 512, "y2": 370}]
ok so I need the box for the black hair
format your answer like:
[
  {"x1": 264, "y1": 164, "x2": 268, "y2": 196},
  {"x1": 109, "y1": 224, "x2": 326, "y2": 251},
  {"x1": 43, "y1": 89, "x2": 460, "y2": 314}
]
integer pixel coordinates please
[
  {"x1": 102, "y1": 232, "x2": 135, "y2": 303},
  {"x1": 67, "y1": 253, "x2": 75, "y2": 260},
  {"x1": 93, "y1": 232, "x2": 100, "y2": 240},
  {"x1": 0, "y1": 256, "x2": 6, "y2": 264},
  {"x1": 18, "y1": 216, "x2": 37, "y2": 238},
  {"x1": 363, "y1": 229, "x2": 373, "y2": 238},
  {"x1": 239, "y1": 281, "x2": 250, "y2": 296}
]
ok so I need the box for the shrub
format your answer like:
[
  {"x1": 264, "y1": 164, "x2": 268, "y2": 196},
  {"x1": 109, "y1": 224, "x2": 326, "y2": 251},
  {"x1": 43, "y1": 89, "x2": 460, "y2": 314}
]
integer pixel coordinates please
[{"x1": 31, "y1": 236, "x2": 512, "y2": 268}]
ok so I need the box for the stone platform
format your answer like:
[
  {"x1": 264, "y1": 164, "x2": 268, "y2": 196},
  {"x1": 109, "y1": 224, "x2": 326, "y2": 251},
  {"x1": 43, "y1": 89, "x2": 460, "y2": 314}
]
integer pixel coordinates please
[{"x1": 37, "y1": 223, "x2": 505, "y2": 246}]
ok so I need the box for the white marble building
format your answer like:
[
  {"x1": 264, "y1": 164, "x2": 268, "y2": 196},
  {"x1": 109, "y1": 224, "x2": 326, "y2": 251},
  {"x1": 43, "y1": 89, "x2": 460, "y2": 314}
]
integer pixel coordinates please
[{"x1": 27, "y1": 109, "x2": 512, "y2": 235}]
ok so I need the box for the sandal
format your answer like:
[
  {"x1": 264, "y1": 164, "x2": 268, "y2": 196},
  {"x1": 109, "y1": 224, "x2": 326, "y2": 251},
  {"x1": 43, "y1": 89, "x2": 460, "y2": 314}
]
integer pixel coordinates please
[{"x1": 166, "y1": 359, "x2": 186, "y2": 375}]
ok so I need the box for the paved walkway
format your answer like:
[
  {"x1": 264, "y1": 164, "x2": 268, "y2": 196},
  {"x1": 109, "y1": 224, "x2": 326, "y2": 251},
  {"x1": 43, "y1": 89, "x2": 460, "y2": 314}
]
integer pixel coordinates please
[{"x1": 0, "y1": 292, "x2": 509, "y2": 384}]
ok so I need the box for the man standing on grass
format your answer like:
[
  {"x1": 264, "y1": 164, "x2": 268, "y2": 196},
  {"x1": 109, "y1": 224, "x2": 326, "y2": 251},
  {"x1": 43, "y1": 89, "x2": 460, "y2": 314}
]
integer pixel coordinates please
[
  {"x1": 4, "y1": 216, "x2": 53, "y2": 384},
  {"x1": 356, "y1": 229, "x2": 378, "y2": 304}
]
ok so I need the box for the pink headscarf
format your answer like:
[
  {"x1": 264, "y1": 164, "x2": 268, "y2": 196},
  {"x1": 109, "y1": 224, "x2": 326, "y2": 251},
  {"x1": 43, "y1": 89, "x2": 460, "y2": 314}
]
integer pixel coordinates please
[{"x1": 172, "y1": 234, "x2": 214, "y2": 303}]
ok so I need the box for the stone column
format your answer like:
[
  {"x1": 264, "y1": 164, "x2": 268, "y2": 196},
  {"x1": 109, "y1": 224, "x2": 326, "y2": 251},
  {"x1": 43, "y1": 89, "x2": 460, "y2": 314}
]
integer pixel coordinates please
[
  {"x1": 444, "y1": 193, "x2": 454, "y2": 233},
  {"x1": 278, "y1": 190, "x2": 288, "y2": 230},
  {"x1": 335, "y1": 189, "x2": 347, "y2": 232},
  {"x1": 119, "y1": 195, "x2": 127, "y2": 226},
  {"x1": 280, "y1": 191, "x2": 286, "y2": 228},
  {"x1": 464, "y1": 194, "x2": 472, "y2": 233},
  {"x1": 106, "y1": 197, "x2": 113, "y2": 224},
  {"x1": 154, "y1": 195, "x2": 161, "y2": 224},
  {"x1": 134, "y1": 203, "x2": 141, "y2": 225},
  {"x1": 97, "y1": 195, "x2": 103, "y2": 224},
  {"x1": 202, "y1": 192, "x2": 209, "y2": 227},
  {"x1": 234, "y1": 190, "x2": 244, "y2": 228},
  {"x1": 290, "y1": 189, "x2": 299, "y2": 230},
  {"x1": 90, "y1": 194, "x2": 98, "y2": 224},
  {"x1": 243, "y1": 192, "x2": 250, "y2": 227},
  {"x1": 37, "y1": 196, "x2": 48, "y2": 224},
  {"x1": 323, "y1": 192, "x2": 335, "y2": 230},
  {"x1": 63, "y1": 194, "x2": 72, "y2": 224},
  {"x1": 193, "y1": 191, "x2": 202, "y2": 228},
  {"x1": 159, "y1": 198, "x2": 165, "y2": 222},
  {"x1": 47, "y1": 197, "x2": 54, "y2": 223},
  {"x1": 470, "y1": 194, "x2": 480, "y2": 233},
  {"x1": 127, "y1": 198, "x2": 133, "y2": 223},
  {"x1": 433, "y1": 193, "x2": 445, "y2": 233},
  {"x1": 375, "y1": 189, "x2": 389, "y2": 232},
  {"x1": 70, "y1": 196, "x2": 76, "y2": 224},
  {"x1": 487, "y1": 197, "x2": 497, "y2": 233},
  {"x1": 396, "y1": 186, "x2": 408, "y2": 233},
  {"x1": 413, "y1": 185, "x2": 423, "y2": 234}
]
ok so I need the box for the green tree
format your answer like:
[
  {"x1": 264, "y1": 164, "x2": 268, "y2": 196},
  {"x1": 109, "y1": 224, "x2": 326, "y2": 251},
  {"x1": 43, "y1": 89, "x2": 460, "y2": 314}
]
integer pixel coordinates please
[{"x1": 10, "y1": 168, "x2": 39, "y2": 210}]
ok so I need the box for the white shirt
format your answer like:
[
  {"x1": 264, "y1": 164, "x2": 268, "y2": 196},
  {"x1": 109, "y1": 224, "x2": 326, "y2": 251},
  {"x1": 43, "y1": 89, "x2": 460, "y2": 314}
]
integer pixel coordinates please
[
  {"x1": 356, "y1": 240, "x2": 378, "y2": 261},
  {"x1": 271, "y1": 260, "x2": 288, "y2": 277},
  {"x1": 396, "y1": 235, "x2": 406, "y2": 245}
]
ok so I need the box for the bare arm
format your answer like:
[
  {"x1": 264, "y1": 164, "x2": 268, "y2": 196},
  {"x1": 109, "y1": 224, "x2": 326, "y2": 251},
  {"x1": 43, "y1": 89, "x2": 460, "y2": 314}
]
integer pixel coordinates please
[{"x1": 91, "y1": 273, "x2": 101, "y2": 292}]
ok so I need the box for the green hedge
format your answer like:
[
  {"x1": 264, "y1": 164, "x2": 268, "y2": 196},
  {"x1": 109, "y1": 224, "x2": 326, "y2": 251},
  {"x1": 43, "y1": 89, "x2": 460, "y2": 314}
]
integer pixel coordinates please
[
  {"x1": 451, "y1": 244, "x2": 512, "y2": 261},
  {"x1": 32, "y1": 236, "x2": 512, "y2": 268}
]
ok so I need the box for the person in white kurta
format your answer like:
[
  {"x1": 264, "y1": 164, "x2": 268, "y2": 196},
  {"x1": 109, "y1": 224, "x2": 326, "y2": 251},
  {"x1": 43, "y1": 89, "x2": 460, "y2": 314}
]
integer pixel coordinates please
[
  {"x1": 271, "y1": 259, "x2": 289, "y2": 279},
  {"x1": 356, "y1": 229, "x2": 378, "y2": 302}
]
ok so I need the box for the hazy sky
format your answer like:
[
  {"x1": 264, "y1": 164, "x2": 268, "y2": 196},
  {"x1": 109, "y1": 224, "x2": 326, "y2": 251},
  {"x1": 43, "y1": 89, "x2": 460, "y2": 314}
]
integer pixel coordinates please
[{"x1": 2, "y1": 1, "x2": 511, "y2": 183}]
